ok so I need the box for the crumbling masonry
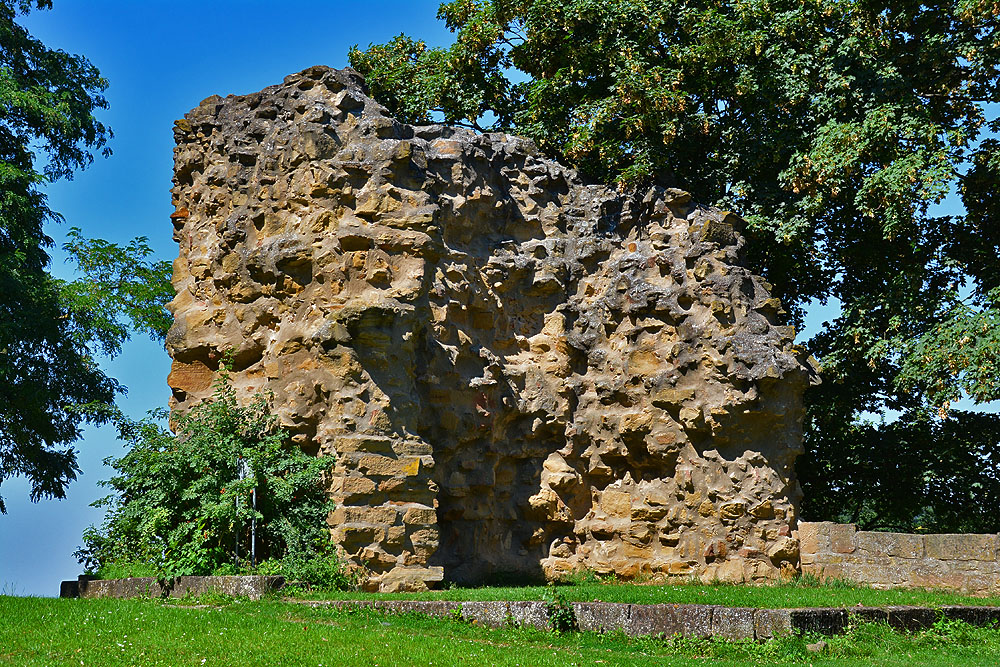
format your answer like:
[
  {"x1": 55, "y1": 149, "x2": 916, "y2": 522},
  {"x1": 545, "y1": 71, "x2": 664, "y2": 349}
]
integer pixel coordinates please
[{"x1": 166, "y1": 66, "x2": 818, "y2": 591}]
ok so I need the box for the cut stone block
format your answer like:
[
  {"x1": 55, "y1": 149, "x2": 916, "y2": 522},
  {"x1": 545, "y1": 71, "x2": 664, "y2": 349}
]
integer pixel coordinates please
[{"x1": 572, "y1": 602, "x2": 631, "y2": 633}]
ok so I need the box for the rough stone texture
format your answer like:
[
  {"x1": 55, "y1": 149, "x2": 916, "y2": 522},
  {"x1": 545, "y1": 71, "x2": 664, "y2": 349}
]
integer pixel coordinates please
[
  {"x1": 885, "y1": 606, "x2": 939, "y2": 632},
  {"x1": 571, "y1": 602, "x2": 715, "y2": 638},
  {"x1": 61, "y1": 575, "x2": 284, "y2": 600},
  {"x1": 625, "y1": 604, "x2": 675, "y2": 636},
  {"x1": 711, "y1": 606, "x2": 756, "y2": 640},
  {"x1": 788, "y1": 608, "x2": 848, "y2": 635},
  {"x1": 374, "y1": 599, "x2": 461, "y2": 617},
  {"x1": 167, "y1": 65, "x2": 817, "y2": 591},
  {"x1": 461, "y1": 601, "x2": 511, "y2": 627},
  {"x1": 508, "y1": 600, "x2": 553, "y2": 630},
  {"x1": 65, "y1": 576, "x2": 165, "y2": 599},
  {"x1": 573, "y1": 602, "x2": 632, "y2": 633},
  {"x1": 799, "y1": 522, "x2": 1000, "y2": 595},
  {"x1": 672, "y1": 604, "x2": 717, "y2": 638},
  {"x1": 754, "y1": 608, "x2": 793, "y2": 639}
]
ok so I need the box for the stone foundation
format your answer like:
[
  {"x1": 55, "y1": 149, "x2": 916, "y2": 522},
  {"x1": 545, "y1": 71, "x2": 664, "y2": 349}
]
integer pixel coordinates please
[{"x1": 166, "y1": 66, "x2": 817, "y2": 591}]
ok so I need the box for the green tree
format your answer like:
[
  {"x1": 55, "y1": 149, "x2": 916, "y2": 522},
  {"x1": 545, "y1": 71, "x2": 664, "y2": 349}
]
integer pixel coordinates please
[
  {"x1": 0, "y1": 1, "x2": 172, "y2": 512},
  {"x1": 58, "y1": 228, "x2": 173, "y2": 358},
  {"x1": 351, "y1": 0, "x2": 1000, "y2": 530}
]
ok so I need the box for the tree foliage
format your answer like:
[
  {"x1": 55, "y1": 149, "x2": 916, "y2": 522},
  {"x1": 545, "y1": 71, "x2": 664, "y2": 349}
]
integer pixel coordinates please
[
  {"x1": 75, "y1": 367, "x2": 343, "y2": 586},
  {"x1": 0, "y1": 1, "x2": 172, "y2": 512},
  {"x1": 351, "y1": 0, "x2": 1000, "y2": 530},
  {"x1": 58, "y1": 228, "x2": 173, "y2": 358},
  {"x1": 800, "y1": 408, "x2": 1000, "y2": 532}
]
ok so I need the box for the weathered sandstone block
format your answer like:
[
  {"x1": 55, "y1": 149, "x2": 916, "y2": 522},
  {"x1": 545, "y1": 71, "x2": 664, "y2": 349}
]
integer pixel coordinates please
[{"x1": 167, "y1": 66, "x2": 817, "y2": 591}]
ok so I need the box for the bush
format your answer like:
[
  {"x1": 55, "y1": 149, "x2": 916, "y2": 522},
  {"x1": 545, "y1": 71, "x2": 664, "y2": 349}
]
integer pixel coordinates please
[{"x1": 75, "y1": 361, "x2": 349, "y2": 588}]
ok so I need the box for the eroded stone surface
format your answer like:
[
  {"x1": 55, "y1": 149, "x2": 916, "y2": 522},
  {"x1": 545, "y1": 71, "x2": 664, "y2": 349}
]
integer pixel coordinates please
[{"x1": 167, "y1": 65, "x2": 817, "y2": 591}]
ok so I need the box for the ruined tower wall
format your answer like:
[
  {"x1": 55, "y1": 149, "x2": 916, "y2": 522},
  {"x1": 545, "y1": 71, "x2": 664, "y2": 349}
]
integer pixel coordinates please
[{"x1": 166, "y1": 66, "x2": 816, "y2": 591}]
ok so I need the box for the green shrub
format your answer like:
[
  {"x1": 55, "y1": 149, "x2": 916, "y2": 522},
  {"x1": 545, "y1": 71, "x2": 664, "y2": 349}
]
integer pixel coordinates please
[{"x1": 75, "y1": 361, "x2": 348, "y2": 588}]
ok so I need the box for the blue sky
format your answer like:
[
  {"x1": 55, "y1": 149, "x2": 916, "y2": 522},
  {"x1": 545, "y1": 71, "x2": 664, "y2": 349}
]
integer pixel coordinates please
[{"x1": 1, "y1": 0, "x2": 450, "y2": 597}]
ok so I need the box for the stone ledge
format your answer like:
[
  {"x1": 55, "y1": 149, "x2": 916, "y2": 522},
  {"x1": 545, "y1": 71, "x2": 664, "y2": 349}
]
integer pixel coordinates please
[
  {"x1": 299, "y1": 599, "x2": 1000, "y2": 639},
  {"x1": 60, "y1": 575, "x2": 285, "y2": 601}
]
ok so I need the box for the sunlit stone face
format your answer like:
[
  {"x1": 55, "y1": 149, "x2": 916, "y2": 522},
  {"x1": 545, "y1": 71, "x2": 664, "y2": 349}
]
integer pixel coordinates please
[{"x1": 167, "y1": 66, "x2": 817, "y2": 592}]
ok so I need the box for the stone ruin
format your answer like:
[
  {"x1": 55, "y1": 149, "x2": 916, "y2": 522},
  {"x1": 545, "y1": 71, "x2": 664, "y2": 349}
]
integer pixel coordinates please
[{"x1": 166, "y1": 66, "x2": 818, "y2": 592}]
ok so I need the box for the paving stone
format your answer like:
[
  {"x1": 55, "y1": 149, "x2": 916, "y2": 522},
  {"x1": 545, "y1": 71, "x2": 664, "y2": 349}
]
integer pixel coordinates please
[
  {"x1": 75, "y1": 577, "x2": 164, "y2": 599},
  {"x1": 311, "y1": 600, "x2": 376, "y2": 611},
  {"x1": 373, "y1": 600, "x2": 460, "y2": 617},
  {"x1": 171, "y1": 575, "x2": 285, "y2": 600}
]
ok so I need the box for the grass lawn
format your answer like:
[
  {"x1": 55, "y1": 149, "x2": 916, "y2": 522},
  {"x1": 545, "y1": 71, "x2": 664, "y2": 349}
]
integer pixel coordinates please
[
  {"x1": 293, "y1": 577, "x2": 1000, "y2": 609},
  {"x1": 3, "y1": 594, "x2": 1000, "y2": 666}
]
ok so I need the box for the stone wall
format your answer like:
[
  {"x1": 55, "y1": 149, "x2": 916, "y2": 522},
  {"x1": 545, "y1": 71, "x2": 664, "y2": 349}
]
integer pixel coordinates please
[
  {"x1": 799, "y1": 522, "x2": 1000, "y2": 595},
  {"x1": 166, "y1": 65, "x2": 817, "y2": 591},
  {"x1": 61, "y1": 575, "x2": 284, "y2": 600},
  {"x1": 306, "y1": 599, "x2": 1000, "y2": 637}
]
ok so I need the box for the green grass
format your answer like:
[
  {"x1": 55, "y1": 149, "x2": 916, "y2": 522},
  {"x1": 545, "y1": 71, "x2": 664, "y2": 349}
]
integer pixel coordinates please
[
  {"x1": 291, "y1": 577, "x2": 1000, "y2": 609},
  {"x1": 2, "y1": 595, "x2": 1000, "y2": 666}
]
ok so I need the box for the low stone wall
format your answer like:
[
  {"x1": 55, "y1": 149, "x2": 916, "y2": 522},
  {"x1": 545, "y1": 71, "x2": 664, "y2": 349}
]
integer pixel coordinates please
[
  {"x1": 799, "y1": 522, "x2": 1000, "y2": 595},
  {"x1": 305, "y1": 599, "x2": 1000, "y2": 637},
  {"x1": 59, "y1": 575, "x2": 284, "y2": 600}
]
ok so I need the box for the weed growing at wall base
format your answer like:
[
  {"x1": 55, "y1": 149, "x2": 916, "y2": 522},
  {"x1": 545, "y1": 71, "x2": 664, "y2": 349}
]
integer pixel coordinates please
[{"x1": 541, "y1": 583, "x2": 576, "y2": 633}]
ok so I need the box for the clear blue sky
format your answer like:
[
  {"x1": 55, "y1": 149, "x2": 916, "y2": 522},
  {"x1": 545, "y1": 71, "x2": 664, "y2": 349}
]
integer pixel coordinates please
[
  {"x1": 1, "y1": 1, "x2": 995, "y2": 598},
  {"x1": 0, "y1": 0, "x2": 450, "y2": 597}
]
